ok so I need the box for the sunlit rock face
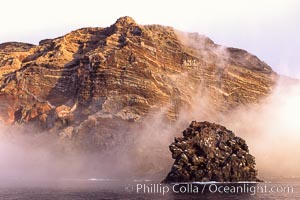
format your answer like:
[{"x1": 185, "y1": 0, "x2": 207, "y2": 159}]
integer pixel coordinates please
[
  {"x1": 0, "y1": 16, "x2": 276, "y2": 147},
  {"x1": 163, "y1": 121, "x2": 260, "y2": 183}
]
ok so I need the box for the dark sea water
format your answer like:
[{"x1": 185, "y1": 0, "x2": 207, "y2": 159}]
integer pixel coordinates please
[{"x1": 0, "y1": 179, "x2": 299, "y2": 200}]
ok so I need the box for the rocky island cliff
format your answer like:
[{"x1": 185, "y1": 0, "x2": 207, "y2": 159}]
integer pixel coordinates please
[{"x1": 0, "y1": 16, "x2": 277, "y2": 148}]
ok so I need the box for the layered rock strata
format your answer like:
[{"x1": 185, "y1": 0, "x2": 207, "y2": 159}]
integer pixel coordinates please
[{"x1": 0, "y1": 16, "x2": 276, "y2": 146}]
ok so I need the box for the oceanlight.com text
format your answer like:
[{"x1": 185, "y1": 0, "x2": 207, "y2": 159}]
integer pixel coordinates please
[{"x1": 124, "y1": 183, "x2": 294, "y2": 196}]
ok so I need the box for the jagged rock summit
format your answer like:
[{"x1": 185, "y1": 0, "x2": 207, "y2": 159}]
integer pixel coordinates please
[
  {"x1": 163, "y1": 121, "x2": 260, "y2": 183},
  {"x1": 114, "y1": 16, "x2": 137, "y2": 27},
  {"x1": 0, "y1": 16, "x2": 276, "y2": 147}
]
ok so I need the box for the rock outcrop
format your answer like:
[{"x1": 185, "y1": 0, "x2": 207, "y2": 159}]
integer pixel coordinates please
[
  {"x1": 0, "y1": 16, "x2": 277, "y2": 147},
  {"x1": 163, "y1": 121, "x2": 260, "y2": 183}
]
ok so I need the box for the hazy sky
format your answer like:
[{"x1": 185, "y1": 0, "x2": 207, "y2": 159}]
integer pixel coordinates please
[{"x1": 1, "y1": 0, "x2": 299, "y2": 77}]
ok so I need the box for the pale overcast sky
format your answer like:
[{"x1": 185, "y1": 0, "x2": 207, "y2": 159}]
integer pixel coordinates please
[{"x1": 0, "y1": 0, "x2": 299, "y2": 77}]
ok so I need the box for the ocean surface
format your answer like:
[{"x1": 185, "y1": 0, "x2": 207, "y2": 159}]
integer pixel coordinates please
[{"x1": 0, "y1": 179, "x2": 299, "y2": 200}]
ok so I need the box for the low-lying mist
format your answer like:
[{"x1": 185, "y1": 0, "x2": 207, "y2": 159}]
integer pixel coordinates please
[
  {"x1": 220, "y1": 79, "x2": 300, "y2": 179},
  {"x1": 1, "y1": 78, "x2": 299, "y2": 185},
  {"x1": 0, "y1": 129, "x2": 118, "y2": 185}
]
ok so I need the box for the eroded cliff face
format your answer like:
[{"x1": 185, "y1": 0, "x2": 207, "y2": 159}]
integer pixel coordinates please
[{"x1": 0, "y1": 16, "x2": 276, "y2": 147}]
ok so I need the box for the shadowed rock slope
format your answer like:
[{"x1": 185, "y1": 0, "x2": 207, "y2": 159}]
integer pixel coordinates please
[{"x1": 0, "y1": 16, "x2": 276, "y2": 147}]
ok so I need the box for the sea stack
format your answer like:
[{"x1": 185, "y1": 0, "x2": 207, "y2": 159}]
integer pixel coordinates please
[{"x1": 163, "y1": 121, "x2": 260, "y2": 183}]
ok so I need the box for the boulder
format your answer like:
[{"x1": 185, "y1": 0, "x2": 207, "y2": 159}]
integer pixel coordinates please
[{"x1": 163, "y1": 121, "x2": 261, "y2": 183}]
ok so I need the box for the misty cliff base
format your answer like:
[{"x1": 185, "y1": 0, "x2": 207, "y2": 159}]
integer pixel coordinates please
[{"x1": 163, "y1": 121, "x2": 261, "y2": 183}]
